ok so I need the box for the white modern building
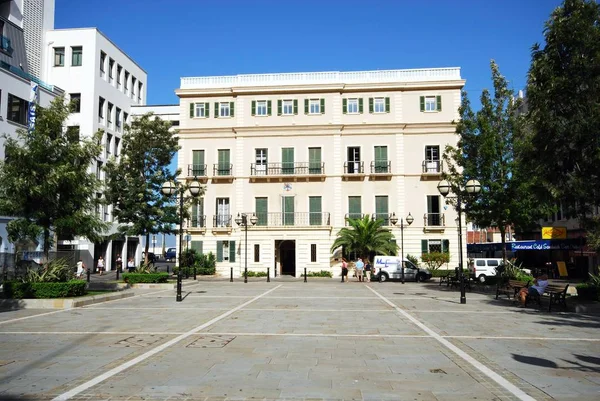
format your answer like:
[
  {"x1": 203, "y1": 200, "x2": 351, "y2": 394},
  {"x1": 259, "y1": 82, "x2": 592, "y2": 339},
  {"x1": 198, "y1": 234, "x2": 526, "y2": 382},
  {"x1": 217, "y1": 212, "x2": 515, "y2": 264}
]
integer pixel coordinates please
[
  {"x1": 43, "y1": 27, "x2": 147, "y2": 270},
  {"x1": 175, "y1": 68, "x2": 466, "y2": 277}
]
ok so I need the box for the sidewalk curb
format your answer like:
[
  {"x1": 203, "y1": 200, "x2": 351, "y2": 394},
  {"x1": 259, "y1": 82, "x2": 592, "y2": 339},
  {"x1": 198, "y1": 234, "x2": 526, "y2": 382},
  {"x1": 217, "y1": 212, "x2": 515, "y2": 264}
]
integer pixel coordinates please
[{"x1": 0, "y1": 290, "x2": 135, "y2": 310}]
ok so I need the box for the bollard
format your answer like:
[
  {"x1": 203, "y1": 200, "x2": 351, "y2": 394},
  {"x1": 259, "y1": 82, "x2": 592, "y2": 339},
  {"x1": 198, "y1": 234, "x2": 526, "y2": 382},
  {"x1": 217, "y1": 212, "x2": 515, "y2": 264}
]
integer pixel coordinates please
[
  {"x1": 267, "y1": 267, "x2": 270, "y2": 283},
  {"x1": 167, "y1": 265, "x2": 170, "y2": 274},
  {"x1": 185, "y1": 266, "x2": 189, "y2": 279},
  {"x1": 86, "y1": 268, "x2": 91, "y2": 283},
  {"x1": 244, "y1": 267, "x2": 248, "y2": 284},
  {"x1": 230, "y1": 267, "x2": 233, "y2": 282},
  {"x1": 304, "y1": 267, "x2": 307, "y2": 283},
  {"x1": 176, "y1": 270, "x2": 182, "y2": 302},
  {"x1": 116, "y1": 267, "x2": 120, "y2": 281},
  {"x1": 193, "y1": 266, "x2": 196, "y2": 280}
]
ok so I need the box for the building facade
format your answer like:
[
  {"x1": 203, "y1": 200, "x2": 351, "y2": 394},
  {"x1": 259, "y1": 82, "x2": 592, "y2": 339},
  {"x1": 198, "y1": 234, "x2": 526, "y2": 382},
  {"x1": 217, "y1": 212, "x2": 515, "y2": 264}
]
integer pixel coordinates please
[
  {"x1": 175, "y1": 68, "x2": 466, "y2": 277},
  {"x1": 44, "y1": 28, "x2": 147, "y2": 270}
]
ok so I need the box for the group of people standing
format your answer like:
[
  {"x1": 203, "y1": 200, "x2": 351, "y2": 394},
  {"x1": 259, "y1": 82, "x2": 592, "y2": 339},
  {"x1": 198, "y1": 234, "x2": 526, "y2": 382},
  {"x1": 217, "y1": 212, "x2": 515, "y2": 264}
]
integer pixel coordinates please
[
  {"x1": 75, "y1": 254, "x2": 136, "y2": 278},
  {"x1": 340, "y1": 257, "x2": 373, "y2": 282}
]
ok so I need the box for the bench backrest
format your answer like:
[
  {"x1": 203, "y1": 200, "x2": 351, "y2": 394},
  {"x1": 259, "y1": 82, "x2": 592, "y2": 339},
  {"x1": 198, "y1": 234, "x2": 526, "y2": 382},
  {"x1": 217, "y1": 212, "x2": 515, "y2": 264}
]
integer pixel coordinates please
[
  {"x1": 545, "y1": 284, "x2": 569, "y2": 294},
  {"x1": 508, "y1": 280, "x2": 528, "y2": 287}
]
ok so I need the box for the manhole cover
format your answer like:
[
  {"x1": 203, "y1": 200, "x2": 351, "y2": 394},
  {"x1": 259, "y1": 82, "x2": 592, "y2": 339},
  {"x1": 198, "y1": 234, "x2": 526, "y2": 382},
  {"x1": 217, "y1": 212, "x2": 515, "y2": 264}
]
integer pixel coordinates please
[
  {"x1": 187, "y1": 335, "x2": 235, "y2": 348},
  {"x1": 115, "y1": 335, "x2": 166, "y2": 348},
  {"x1": 430, "y1": 369, "x2": 447, "y2": 374}
]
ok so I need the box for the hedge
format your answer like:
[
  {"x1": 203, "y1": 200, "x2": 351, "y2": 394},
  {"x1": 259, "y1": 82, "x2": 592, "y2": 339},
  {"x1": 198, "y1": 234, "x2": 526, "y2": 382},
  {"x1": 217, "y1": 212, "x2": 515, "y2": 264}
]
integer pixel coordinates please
[
  {"x1": 173, "y1": 266, "x2": 216, "y2": 276},
  {"x1": 302, "y1": 270, "x2": 333, "y2": 278},
  {"x1": 245, "y1": 270, "x2": 268, "y2": 277},
  {"x1": 575, "y1": 284, "x2": 599, "y2": 301},
  {"x1": 122, "y1": 273, "x2": 169, "y2": 284},
  {"x1": 3, "y1": 281, "x2": 87, "y2": 299}
]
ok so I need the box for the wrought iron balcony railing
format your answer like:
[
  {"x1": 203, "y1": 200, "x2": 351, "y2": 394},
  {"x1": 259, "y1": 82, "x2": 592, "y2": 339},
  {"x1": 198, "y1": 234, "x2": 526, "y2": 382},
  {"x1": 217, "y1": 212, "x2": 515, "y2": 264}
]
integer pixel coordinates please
[
  {"x1": 424, "y1": 213, "x2": 445, "y2": 227},
  {"x1": 370, "y1": 160, "x2": 391, "y2": 174},
  {"x1": 213, "y1": 163, "x2": 233, "y2": 176},
  {"x1": 345, "y1": 213, "x2": 365, "y2": 225},
  {"x1": 213, "y1": 214, "x2": 232, "y2": 227},
  {"x1": 188, "y1": 164, "x2": 207, "y2": 177},
  {"x1": 250, "y1": 162, "x2": 325, "y2": 176},
  {"x1": 343, "y1": 161, "x2": 364, "y2": 174},
  {"x1": 422, "y1": 159, "x2": 443, "y2": 174},
  {"x1": 371, "y1": 213, "x2": 394, "y2": 226},
  {"x1": 251, "y1": 212, "x2": 331, "y2": 227},
  {"x1": 190, "y1": 215, "x2": 207, "y2": 228}
]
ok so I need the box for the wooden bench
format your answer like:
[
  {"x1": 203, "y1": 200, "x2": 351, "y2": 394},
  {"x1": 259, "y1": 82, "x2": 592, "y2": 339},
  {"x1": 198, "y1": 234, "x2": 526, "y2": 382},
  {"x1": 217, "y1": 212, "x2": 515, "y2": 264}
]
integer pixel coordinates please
[
  {"x1": 439, "y1": 270, "x2": 454, "y2": 286},
  {"x1": 496, "y1": 279, "x2": 529, "y2": 300},
  {"x1": 526, "y1": 284, "x2": 569, "y2": 312}
]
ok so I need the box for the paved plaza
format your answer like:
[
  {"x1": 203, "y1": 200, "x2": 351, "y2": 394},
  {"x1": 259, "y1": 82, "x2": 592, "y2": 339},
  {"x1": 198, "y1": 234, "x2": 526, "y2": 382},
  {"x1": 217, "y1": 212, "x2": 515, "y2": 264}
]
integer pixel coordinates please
[{"x1": 0, "y1": 279, "x2": 599, "y2": 401}]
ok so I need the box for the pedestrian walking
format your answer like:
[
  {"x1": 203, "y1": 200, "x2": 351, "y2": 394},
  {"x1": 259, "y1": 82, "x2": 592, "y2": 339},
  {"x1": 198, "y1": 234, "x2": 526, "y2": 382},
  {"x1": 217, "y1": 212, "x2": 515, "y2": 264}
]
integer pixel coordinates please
[
  {"x1": 364, "y1": 259, "x2": 372, "y2": 282},
  {"x1": 355, "y1": 258, "x2": 364, "y2": 282},
  {"x1": 115, "y1": 254, "x2": 123, "y2": 272},
  {"x1": 341, "y1": 258, "x2": 348, "y2": 283},
  {"x1": 97, "y1": 256, "x2": 105, "y2": 276},
  {"x1": 76, "y1": 259, "x2": 86, "y2": 279}
]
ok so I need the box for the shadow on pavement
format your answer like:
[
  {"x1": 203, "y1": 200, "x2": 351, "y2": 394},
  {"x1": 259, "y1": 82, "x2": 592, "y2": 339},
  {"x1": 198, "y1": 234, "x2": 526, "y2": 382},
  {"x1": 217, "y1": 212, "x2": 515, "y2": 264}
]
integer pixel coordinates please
[{"x1": 513, "y1": 354, "x2": 558, "y2": 368}]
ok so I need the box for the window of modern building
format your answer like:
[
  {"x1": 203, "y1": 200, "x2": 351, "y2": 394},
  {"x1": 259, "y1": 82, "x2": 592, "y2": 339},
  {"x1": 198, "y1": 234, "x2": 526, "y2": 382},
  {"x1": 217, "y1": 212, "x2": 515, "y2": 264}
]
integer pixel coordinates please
[
  {"x1": 99, "y1": 51, "x2": 106, "y2": 77},
  {"x1": 307, "y1": 98, "x2": 324, "y2": 114},
  {"x1": 98, "y1": 97, "x2": 105, "y2": 121},
  {"x1": 280, "y1": 99, "x2": 297, "y2": 115},
  {"x1": 123, "y1": 112, "x2": 129, "y2": 125},
  {"x1": 116, "y1": 65, "x2": 122, "y2": 89},
  {"x1": 254, "y1": 244, "x2": 260, "y2": 263},
  {"x1": 106, "y1": 133, "x2": 112, "y2": 157},
  {"x1": 131, "y1": 77, "x2": 136, "y2": 99},
  {"x1": 421, "y1": 95, "x2": 442, "y2": 112},
  {"x1": 7, "y1": 93, "x2": 27, "y2": 125},
  {"x1": 311, "y1": 244, "x2": 317, "y2": 263},
  {"x1": 66, "y1": 126, "x2": 80, "y2": 142},
  {"x1": 344, "y1": 98, "x2": 362, "y2": 114},
  {"x1": 71, "y1": 46, "x2": 82, "y2": 66},
  {"x1": 107, "y1": 102, "x2": 113, "y2": 126},
  {"x1": 116, "y1": 107, "x2": 122, "y2": 130},
  {"x1": 124, "y1": 71, "x2": 129, "y2": 92},
  {"x1": 114, "y1": 137, "x2": 120, "y2": 156},
  {"x1": 138, "y1": 82, "x2": 143, "y2": 102},
  {"x1": 54, "y1": 47, "x2": 65, "y2": 66},
  {"x1": 69, "y1": 93, "x2": 81, "y2": 113},
  {"x1": 108, "y1": 59, "x2": 114, "y2": 83}
]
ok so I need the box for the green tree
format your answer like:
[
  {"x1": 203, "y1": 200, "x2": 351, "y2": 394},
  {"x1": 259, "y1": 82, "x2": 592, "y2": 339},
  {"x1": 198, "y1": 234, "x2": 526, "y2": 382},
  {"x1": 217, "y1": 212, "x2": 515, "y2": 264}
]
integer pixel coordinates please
[
  {"x1": 524, "y1": 0, "x2": 600, "y2": 251},
  {"x1": 444, "y1": 61, "x2": 547, "y2": 262},
  {"x1": 330, "y1": 216, "x2": 396, "y2": 259},
  {"x1": 0, "y1": 96, "x2": 106, "y2": 259},
  {"x1": 421, "y1": 252, "x2": 450, "y2": 271},
  {"x1": 104, "y1": 113, "x2": 197, "y2": 263}
]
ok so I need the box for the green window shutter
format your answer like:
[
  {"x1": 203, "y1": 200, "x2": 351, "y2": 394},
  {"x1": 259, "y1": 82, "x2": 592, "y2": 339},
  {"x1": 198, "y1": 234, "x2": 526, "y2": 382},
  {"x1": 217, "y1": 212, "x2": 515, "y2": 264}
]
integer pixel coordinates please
[
  {"x1": 251, "y1": 100, "x2": 256, "y2": 116},
  {"x1": 442, "y1": 239, "x2": 449, "y2": 253},
  {"x1": 304, "y1": 99, "x2": 309, "y2": 114},
  {"x1": 359, "y1": 98, "x2": 363, "y2": 113},
  {"x1": 189, "y1": 103, "x2": 194, "y2": 118},
  {"x1": 375, "y1": 196, "x2": 388, "y2": 215},
  {"x1": 369, "y1": 98, "x2": 374, "y2": 113},
  {"x1": 385, "y1": 97, "x2": 390, "y2": 113},
  {"x1": 421, "y1": 240, "x2": 428, "y2": 255},
  {"x1": 342, "y1": 98, "x2": 347, "y2": 114},
  {"x1": 320, "y1": 98, "x2": 325, "y2": 114},
  {"x1": 230, "y1": 101, "x2": 235, "y2": 117},
  {"x1": 267, "y1": 100, "x2": 272, "y2": 116},
  {"x1": 277, "y1": 100, "x2": 282, "y2": 116},
  {"x1": 293, "y1": 99, "x2": 298, "y2": 114},
  {"x1": 193, "y1": 150, "x2": 205, "y2": 165},
  {"x1": 191, "y1": 241, "x2": 203, "y2": 254},
  {"x1": 255, "y1": 197, "x2": 268, "y2": 226},
  {"x1": 217, "y1": 241, "x2": 223, "y2": 262},
  {"x1": 283, "y1": 196, "x2": 294, "y2": 225},
  {"x1": 205, "y1": 102, "x2": 209, "y2": 117},
  {"x1": 348, "y1": 196, "x2": 361, "y2": 216},
  {"x1": 420, "y1": 96, "x2": 425, "y2": 112},
  {"x1": 309, "y1": 196, "x2": 322, "y2": 225},
  {"x1": 191, "y1": 199, "x2": 198, "y2": 226},
  {"x1": 374, "y1": 146, "x2": 388, "y2": 173},
  {"x1": 390, "y1": 239, "x2": 397, "y2": 256},
  {"x1": 308, "y1": 147, "x2": 321, "y2": 174},
  {"x1": 282, "y1": 148, "x2": 294, "y2": 174},
  {"x1": 229, "y1": 241, "x2": 236, "y2": 262},
  {"x1": 214, "y1": 102, "x2": 219, "y2": 118},
  {"x1": 436, "y1": 95, "x2": 442, "y2": 112},
  {"x1": 218, "y1": 150, "x2": 230, "y2": 175}
]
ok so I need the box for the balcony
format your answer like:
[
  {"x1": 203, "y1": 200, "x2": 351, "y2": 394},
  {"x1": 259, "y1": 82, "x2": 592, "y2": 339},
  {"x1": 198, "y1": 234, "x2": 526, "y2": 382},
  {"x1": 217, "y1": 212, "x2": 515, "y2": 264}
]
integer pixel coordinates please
[
  {"x1": 342, "y1": 161, "x2": 365, "y2": 181},
  {"x1": 212, "y1": 214, "x2": 232, "y2": 234},
  {"x1": 424, "y1": 213, "x2": 445, "y2": 232},
  {"x1": 369, "y1": 161, "x2": 392, "y2": 180},
  {"x1": 187, "y1": 164, "x2": 208, "y2": 183},
  {"x1": 345, "y1": 213, "x2": 365, "y2": 226},
  {"x1": 250, "y1": 162, "x2": 325, "y2": 182},
  {"x1": 251, "y1": 212, "x2": 331, "y2": 228},
  {"x1": 212, "y1": 163, "x2": 234, "y2": 183},
  {"x1": 421, "y1": 160, "x2": 443, "y2": 180},
  {"x1": 371, "y1": 213, "x2": 394, "y2": 226},
  {"x1": 189, "y1": 215, "x2": 207, "y2": 233},
  {"x1": 0, "y1": 35, "x2": 13, "y2": 56},
  {"x1": 0, "y1": 61, "x2": 62, "y2": 94}
]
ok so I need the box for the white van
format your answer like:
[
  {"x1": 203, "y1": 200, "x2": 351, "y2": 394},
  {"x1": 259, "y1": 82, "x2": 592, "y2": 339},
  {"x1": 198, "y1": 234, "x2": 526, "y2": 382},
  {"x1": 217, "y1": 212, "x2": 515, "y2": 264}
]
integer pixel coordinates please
[
  {"x1": 470, "y1": 258, "x2": 503, "y2": 283},
  {"x1": 373, "y1": 256, "x2": 432, "y2": 282}
]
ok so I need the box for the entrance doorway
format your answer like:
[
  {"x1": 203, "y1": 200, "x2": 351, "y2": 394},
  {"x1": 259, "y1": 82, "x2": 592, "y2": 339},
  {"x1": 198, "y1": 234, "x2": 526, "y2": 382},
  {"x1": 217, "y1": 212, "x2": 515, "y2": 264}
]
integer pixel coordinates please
[{"x1": 276, "y1": 240, "x2": 296, "y2": 276}]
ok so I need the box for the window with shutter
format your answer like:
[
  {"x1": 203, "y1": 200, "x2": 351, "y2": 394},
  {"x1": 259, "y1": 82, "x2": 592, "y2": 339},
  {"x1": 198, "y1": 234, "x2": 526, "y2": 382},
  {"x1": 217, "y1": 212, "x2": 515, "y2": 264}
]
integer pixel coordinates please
[
  {"x1": 374, "y1": 146, "x2": 388, "y2": 173},
  {"x1": 375, "y1": 196, "x2": 389, "y2": 225},
  {"x1": 255, "y1": 197, "x2": 268, "y2": 226},
  {"x1": 229, "y1": 241, "x2": 236, "y2": 262},
  {"x1": 369, "y1": 98, "x2": 374, "y2": 113},
  {"x1": 358, "y1": 98, "x2": 364, "y2": 113},
  {"x1": 204, "y1": 102, "x2": 210, "y2": 117},
  {"x1": 374, "y1": 98, "x2": 385, "y2": 113},
  {"x1": 282, "y1": 100, "x2": 293, "y2": 115},
  {"x1": 309, "y1": 147, "x2": 322, "y2": 174},
  {"x1": 214, "y1": 103, "x2": 219, "y2": 118},
  {"x1": 191, "y1": 241, "x2": 203, "y2": 254},
  {"x1": 217, "y1": 241, "x2": 223, "y2": 262},
  {"x1": 189, "y1": 103, "x2": 194, "y2": 118},
  {"x1": 230, "y1": 101, "x2": 235, "y2": 117},
  {"x1": 342, "y1": 98, "x2": 347, "y2": 114},
  {"x1": 309, "y1": 196, "x2": 322, "y2": 225},
  {"x1": 385, "y1": 97, "x2": 390, "y2": 113},
  {"x1": 282, "y1": 148, "x2": 294, "y2": 174},
  {"x1": 311, "y1": 244, "x2": 317, "y2": 263},
  {"x1": 348, "y1": 196, "x2": 361, "y2": 220},
  {"x1": 267, "y1": 100, "x2": 272, "y2": 116},
  {"x1": 251, "y1": 100, "x2": 256, "y2": 116},
  {"x1": 420, "y1": 96, "x2": 425, "y2": 112},
  {"x1": 192, "y1": 150, "x2": 205, "y2": 176},
  {"x1": 293, "y1": 99, "x2": 298, "y2": 114},
  {"x1": 320, "y1": 98, "x2": 325, "y2": 114},
  {"x1": 304, "y1": 99, "x2": 309, "y2": 114},
  {"x1": 282, "y1": 196, "x2": 295, "y2": 225},
  {"x1": 436, "y1": 95, "x2": 442, "y2": 112},
  {"x1": 421, "y1": 239, "x2": 428, "y2": 255},
  {"x1": 277, "y1": 100, "x2": 282, "y2": 115}
]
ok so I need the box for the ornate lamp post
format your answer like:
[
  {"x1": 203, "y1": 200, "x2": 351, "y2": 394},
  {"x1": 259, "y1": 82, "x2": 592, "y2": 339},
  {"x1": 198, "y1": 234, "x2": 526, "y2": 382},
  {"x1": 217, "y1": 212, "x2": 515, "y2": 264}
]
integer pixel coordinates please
[
  {"x1": 391, "y1": 212, "x2": 414, "y2": 284},
  {"x1": 235, "y1": 213, "x2": 258, "y2": 283},
  {"x1": 437, "y1": 178, "x2": 481, "y2": 304},
  {"x1": 161, "y1": 179, "x2": 201, "y2": 302}
]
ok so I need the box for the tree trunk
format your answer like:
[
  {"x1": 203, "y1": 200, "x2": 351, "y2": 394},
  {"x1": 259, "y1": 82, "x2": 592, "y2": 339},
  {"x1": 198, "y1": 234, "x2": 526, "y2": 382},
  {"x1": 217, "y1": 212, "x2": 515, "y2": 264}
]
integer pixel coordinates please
[
  {"x1": 499, "y1": 226, "x2": 507, "y2": 265},
  {"x1": 144, "y1": 232, "x2": 150, "y2": 264},
  {"x1": 43, "y1": 228, "x2": 51, "y2": 263}
]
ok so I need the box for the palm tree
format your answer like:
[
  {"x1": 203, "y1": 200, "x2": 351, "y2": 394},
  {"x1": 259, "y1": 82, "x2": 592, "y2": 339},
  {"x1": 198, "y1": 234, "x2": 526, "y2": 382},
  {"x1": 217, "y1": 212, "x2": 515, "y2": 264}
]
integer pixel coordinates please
[{"x1": 330, "y1": 216, "x2": 397, "y2": 259}]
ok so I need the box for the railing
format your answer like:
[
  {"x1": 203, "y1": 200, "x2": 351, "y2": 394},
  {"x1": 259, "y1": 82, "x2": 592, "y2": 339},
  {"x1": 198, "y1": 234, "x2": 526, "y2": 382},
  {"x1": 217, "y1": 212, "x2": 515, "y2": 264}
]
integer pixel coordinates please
[
  {"x1": 190, "y1": 216, "x2": 207, "y2": 228},
  {"x1": 252, "y1": 212, "x2": 330, "y2": 227},
  {"x1": 213, "y1": 214, "x2": 232, "y2": 228},
  {"x1": 213, "y1": 163, "x2": 233, "y2": 176},
  {"x1": 370, "y1": 160, "x2": 391, "y2": 174},
  {"x1": 345, "y1": 213, "x2": 365, "y2": 225},
  {"x1": 0, "y1": 35, "x2": 12, "y2": 54},
  {"x1": 424, "y1": 213, "x2": 445, "y2": 227},
  {"x1": 250, "y1": 162, "x2": 325, "y2": 176},
  {"x1": 181, "y1": 68, "x2": 462, "y2": 89},
  {"x1": 0, "y1": 61, "x2": 62, "y2": 93},
  {"x1": 422, "y1": 160, "x2": 443, "y2": 174},
  {"x1": 343, "y1": 161, "x2": 364, "y2": 174},
  {"x1": 371, "y1": 213, "x2": 393, "y2": 226},
  {"x1": 188, "y1": 164, "x2": 207, "y2": 177}
]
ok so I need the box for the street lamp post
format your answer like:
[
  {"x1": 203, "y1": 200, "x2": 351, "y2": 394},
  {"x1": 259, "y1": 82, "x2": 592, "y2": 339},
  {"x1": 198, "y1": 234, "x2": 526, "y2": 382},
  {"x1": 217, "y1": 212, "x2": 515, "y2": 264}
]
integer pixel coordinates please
[
  {"x1": 391, "y1": 212, "x2": 414, "y2": 284},
  {"x1": 437, "y1": 179, "x2": 481, "y2": 304},
  {"x1": 236, "y1": 213, "x2": 258, "y2": 283},
  {"x1": 161, "y1": 179, "x2": 201, "y2": 302}
]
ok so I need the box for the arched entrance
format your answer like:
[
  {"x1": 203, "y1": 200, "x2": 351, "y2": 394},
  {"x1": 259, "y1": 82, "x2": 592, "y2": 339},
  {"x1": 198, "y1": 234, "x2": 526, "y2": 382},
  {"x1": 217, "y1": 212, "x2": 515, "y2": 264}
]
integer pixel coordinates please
[{"x1": 276, "y1": 240, "x2": 296, "y2": 276}]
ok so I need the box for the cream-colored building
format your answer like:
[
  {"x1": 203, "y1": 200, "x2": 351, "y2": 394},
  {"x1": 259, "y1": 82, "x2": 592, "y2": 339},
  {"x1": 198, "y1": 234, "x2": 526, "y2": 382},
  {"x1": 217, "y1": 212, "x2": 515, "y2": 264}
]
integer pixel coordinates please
[{"x1": 175, "y1": 68, "x2": 465, "y2": 277}]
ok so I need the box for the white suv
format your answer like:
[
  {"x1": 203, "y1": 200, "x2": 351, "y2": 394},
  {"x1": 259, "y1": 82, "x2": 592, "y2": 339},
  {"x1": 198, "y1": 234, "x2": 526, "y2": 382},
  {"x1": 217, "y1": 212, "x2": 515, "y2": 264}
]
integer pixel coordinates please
[{"x1": 470, "y1": 258, "x2": 503, "y2": 283}]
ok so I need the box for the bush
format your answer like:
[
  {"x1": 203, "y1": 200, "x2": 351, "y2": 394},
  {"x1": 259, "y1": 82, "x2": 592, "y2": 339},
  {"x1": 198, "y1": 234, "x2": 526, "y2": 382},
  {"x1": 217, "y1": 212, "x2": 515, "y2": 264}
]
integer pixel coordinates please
[
  {"x1": 576, "y1": 283, "x2": 599, "y2": 301},
  {"x1": 22, "y1": 258, "x2": 74, "y2": 283},
  {"x1": 302, "y1": 270, "x2": 333, "y2": 277},
  {"x1": 406, "y1": 254, "x2": 420, "y2": 267},
  {"x1": 245, "y1": 270, "x2": 267, "y2": 277},
  {"x1": 197, "y1": 266, "x2": 215, "y2": 275},
  {"x1": 421, "y1": 252, "x2": 450, "y2": 271},
  {"x1": 4, "y1": 280, "x2": 86, "y2": 299},
  {"x1": 180, "y1": 249, "x2": 197, "y2": 268},
  {"x1": 122, "y1": 273, "x2": 169, "y2": 284}
]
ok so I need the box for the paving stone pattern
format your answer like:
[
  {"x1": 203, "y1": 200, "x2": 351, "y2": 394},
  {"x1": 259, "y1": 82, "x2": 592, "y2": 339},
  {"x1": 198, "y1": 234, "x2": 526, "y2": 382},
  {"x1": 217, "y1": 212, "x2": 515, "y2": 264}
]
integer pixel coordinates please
[{"x1": 0, "y1": 280, "x2": 599, "y2": 400}]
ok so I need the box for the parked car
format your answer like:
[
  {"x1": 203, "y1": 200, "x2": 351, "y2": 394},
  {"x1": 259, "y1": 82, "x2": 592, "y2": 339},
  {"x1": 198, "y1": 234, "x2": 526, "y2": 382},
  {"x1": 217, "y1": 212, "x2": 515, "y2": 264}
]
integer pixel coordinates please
[
  {"x1": 164, "y1": 247, "x2": 176, "y2": 262},
  {"x1": 142, "y1": 252, "x2": 157, "y2": 264},
  {"x1": 372, "y1": 256, "x2": 432, "y2": 282}
]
